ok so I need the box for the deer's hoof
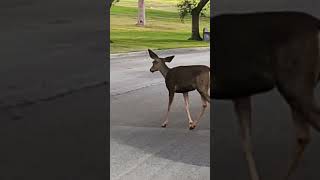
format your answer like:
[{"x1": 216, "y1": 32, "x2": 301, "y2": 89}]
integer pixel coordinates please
[
  {"x1": 189, "y1": 124, "x2": 196, "y2": 130},
  {"x1": 161, "y1": 124, "x2": 167, "y2": 128}
]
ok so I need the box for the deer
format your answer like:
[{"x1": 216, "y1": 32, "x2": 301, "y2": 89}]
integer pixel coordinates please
[
  {"x1": 211, "y1": 11, "x2": 320, "y2": 180},
  {"x1": 147, "y1": 49, "x2": 210, "y2": 130}
]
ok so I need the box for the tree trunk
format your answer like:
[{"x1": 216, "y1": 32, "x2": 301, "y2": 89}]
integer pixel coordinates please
[
  {"x1": 189, "y1": 0, "x2": 209, "y2": 41},
  {"x1": 136, "y1": 0, "x2": 146, "y2": 26},
  {"x1": 109, "y1": 0, "x2": 114, "y2": 9},
  {"x1": 190, "y1": 9, "x2": 202, "y2": 40},
  {"x1": 110, "y1": 0, "x2": 114, "y2": 43}
]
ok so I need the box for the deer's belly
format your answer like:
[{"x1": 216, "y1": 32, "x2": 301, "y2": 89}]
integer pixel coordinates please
[{"x1": 174, "y1": 84, "x2": 196, "y2": 93}]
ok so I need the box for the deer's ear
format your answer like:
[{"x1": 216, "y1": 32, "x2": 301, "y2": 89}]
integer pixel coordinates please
[
  {"x1": 148, "y1": 49, "x2": 158, "y2": 59},
  {"x1": 164, "y1": 56, "x2": 175, "y2": 62}
]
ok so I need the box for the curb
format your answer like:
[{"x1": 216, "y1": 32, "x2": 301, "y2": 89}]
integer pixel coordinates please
[{"x1": 110, "y1": 47, "x2": 210, "y2": 59}]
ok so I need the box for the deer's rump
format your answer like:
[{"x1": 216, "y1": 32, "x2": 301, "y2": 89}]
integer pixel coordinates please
[{"x1": 210, "y1": 11, "x2": 320, "y2": 99}]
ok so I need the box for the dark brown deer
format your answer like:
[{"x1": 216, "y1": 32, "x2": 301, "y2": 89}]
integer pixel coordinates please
[
  {"x1": 211, "y1": 11, "x2": 320, "y2": 180},
  {"x1": 148, "y1": 49, "x2": 210, "y2": 130}
]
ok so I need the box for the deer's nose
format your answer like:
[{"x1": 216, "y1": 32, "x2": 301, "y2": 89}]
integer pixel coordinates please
[{"x1": 150, "y1": 68, "x2": 154, "y2": 72}]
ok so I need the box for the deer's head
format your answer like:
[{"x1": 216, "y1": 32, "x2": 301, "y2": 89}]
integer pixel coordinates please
[{"x1": 148, "y1": 49, "x2": 175, "y2": 73}]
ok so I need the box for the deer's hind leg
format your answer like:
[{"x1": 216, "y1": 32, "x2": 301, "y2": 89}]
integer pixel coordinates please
[
  {"x1": 287, "y1": 83, "x2": 320, "y2": 179},
  {"x1": 192, "y1": 75, "x2": 210, "y2": 129},
  {"x1": 196, "y1": 71, "x2": 211, "y2": 103},
  {"x1": 275, "y1": 34, "x2": 320, "y2": 178},
  {"x1": 183, "y1": 92, "x2": 196, "y2": 130},
  {"x1": 191, "y1": 95, "x2": 208, "y2": 129},
  {"x1": 285, "y1": 107, "x2": 311, "y2": 180},
  {"x1": 277, "y1": 85, "x2": 314, "y2": 179}
]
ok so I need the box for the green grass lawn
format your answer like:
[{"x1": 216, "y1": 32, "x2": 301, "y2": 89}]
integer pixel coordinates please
[{"x1": 110, "y1": 0, "x2": 210, "y2": 54}]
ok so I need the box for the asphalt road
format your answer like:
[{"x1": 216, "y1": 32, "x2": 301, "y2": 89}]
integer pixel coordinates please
[
  {"x1": 0, "y1": 0, "x2": 106, "y2": 107},
  {"x1": 110, "y1": 48, "x2": 320, "y2": 180},
  {"x1": 212, "y1": 87, "x2": 320, "y2": 180},
  {"x1": 110, "y1": 49, "x2": 210, "y2": 180},
  {"x1": 0, "y1": 1, "x2": 108, "y2": 179},
  {"x1": 0, "y1": 85, "x2": 108, "y2": 180}
]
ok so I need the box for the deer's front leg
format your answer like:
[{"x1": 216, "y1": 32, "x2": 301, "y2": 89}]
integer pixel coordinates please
[
  {"x1": 162, "y1": 91, "x2": 175, "y2": 128},
  {"x1": 233, "y1": 96, "x2": 260, "y2": 180},
  {"x1": 183, "y1": 92, "x2": 195, "y2": 130}
]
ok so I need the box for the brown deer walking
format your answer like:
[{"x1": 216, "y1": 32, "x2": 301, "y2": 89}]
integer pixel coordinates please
[
  {"x1": 212, "y1": 11, "x2": 320, "y2": 180},
  {"x1": 148, "y1": 49, "x2": 210, "y2": 130}
]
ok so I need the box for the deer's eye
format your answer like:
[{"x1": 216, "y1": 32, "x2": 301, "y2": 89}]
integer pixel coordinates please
[{"x1": 153, "y1": 61, "x2": 158, "y2": 64}]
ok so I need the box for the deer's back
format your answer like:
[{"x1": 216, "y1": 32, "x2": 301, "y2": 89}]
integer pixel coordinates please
[
  {"x1": 211, "y1": 11, "x2": 320, "y2": 99},
  {"x1": 165, "y1": 65, "x2": 210, "y2": 93}
]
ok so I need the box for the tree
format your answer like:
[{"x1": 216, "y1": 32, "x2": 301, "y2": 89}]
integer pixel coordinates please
[
  {"x1": 109, "y1": 0, "x2": 119, "y2": 9},
  {"x1": 110, "y1": 0, "x2": 120, "y2": 43},
  {"x1": 136, "y1": 0, "x2": 146, "y2": 26},
  {"x1": 177, "y1": 0, "x2": 210, "y2": 40}
]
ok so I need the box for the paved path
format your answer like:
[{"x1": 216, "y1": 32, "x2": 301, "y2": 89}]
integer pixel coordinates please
[{"x1": 110, "y1": 49, "x2": 210, "y2": 180}]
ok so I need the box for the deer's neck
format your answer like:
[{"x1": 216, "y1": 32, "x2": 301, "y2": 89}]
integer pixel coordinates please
[{"x1": 159, "y1": 63, "x2": 170, "y2": 78}]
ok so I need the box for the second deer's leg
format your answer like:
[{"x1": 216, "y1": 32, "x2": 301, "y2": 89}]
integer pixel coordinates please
[
  {"x1": 183, "y1": 92, "x2": 195, "y2": 130},
  {"x1": 162, "y1": 92, "x2": 175, "y2": 128},
  {"x1": 233, "y1": 96, "x2": 260, "y2": 180}
]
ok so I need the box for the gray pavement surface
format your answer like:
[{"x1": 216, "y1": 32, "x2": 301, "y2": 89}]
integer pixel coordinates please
[
  {"x1": 110, "y1": 49, "x2": 210, "y2": 180},
  {"x1": 0, "y1": 85, "x2": 108, "y2": 180},
  {"x1": 0, "y1": 1, "x2": 108, "y2": 179},
  {"x1": 0, "y1": 0, "x2": 106, "y2": 108},
  {"x1": 213, "y1": 89, "x2": 320, "y2": 180}
]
